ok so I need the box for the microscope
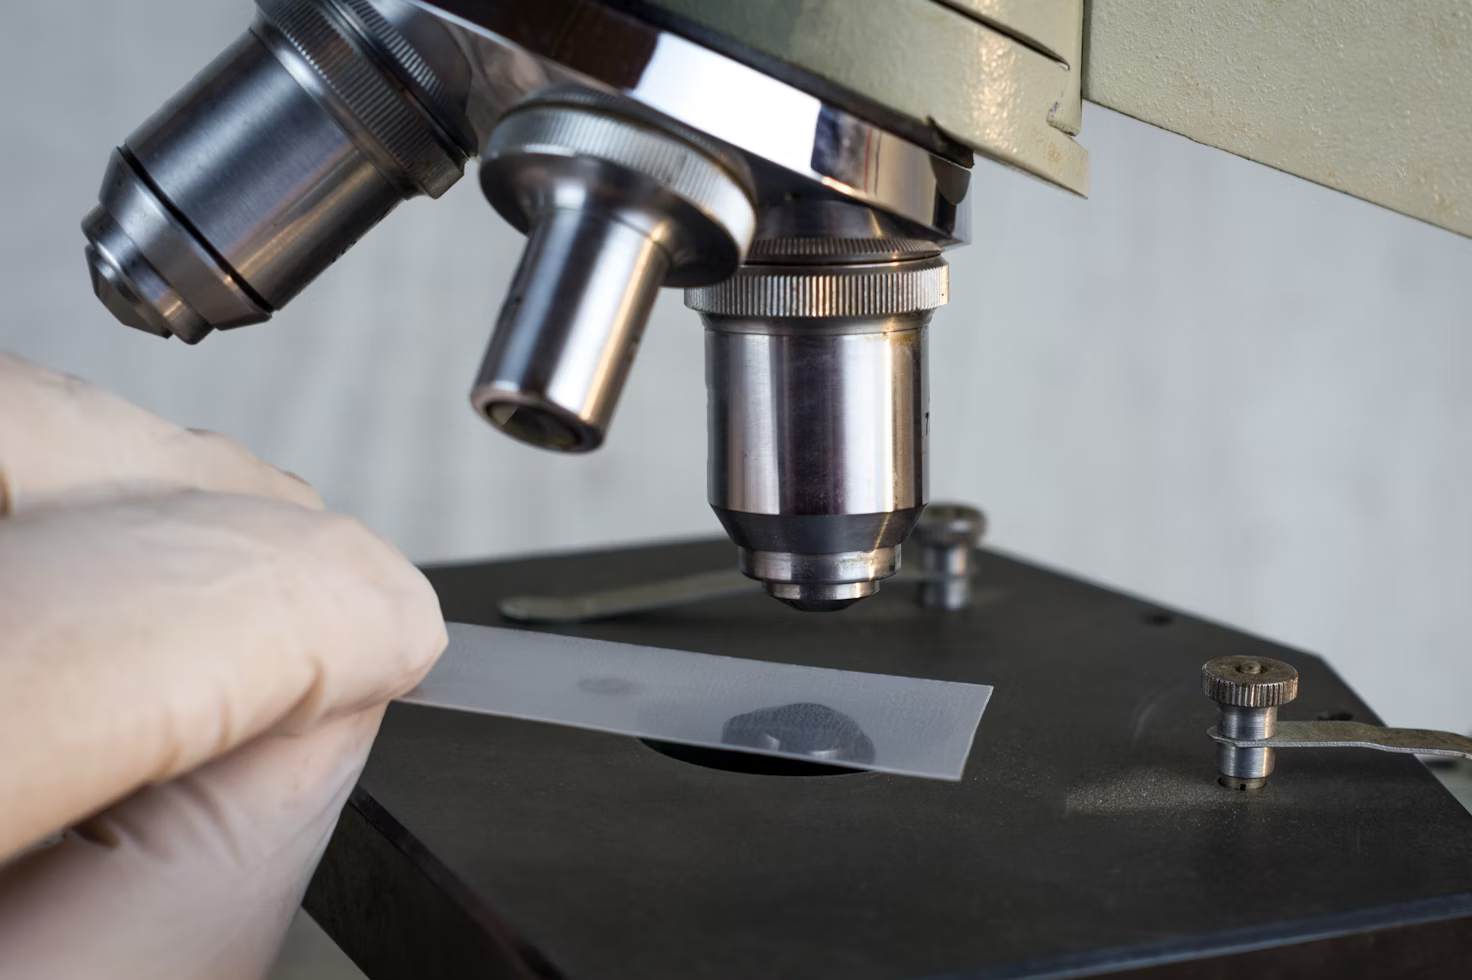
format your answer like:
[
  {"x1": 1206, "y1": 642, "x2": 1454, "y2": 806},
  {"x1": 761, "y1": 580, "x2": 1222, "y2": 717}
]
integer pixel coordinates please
[
  {"x1": 79, "y1": 0, "x2": 1469, "y2": 611},
  {"x1": 80, "y1": 2, "x2": 1472, "y2": 977},
  {"x1": 79, "y1": 0, "x2": 1065, "y2": 611}
]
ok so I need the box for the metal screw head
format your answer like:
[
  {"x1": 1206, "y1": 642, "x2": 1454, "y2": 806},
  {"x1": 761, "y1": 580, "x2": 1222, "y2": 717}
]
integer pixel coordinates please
[
  {"x1": 1201, "y1": 655, "x2": 1299, "y2": 708},
  {"x1": 911, "y1": 503, "x2": 987, "y2": 548}
]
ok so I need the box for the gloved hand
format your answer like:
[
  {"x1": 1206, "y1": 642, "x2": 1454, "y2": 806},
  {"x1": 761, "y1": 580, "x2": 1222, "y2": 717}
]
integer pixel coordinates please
[{"x1": 0, "y1": 353, "x2": 447, "y2": 979}]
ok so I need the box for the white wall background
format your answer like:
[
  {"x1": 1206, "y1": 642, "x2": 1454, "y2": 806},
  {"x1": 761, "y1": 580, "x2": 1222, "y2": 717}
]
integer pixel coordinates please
[{"x1": 2, "y1": 1, "x2": 1469, "y2": 733}]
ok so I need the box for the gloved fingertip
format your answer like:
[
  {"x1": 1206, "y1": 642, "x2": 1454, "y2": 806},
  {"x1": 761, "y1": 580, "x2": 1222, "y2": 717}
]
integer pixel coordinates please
[{"x1": 398, "y1": 566, "x2": 450, "y2": 682}]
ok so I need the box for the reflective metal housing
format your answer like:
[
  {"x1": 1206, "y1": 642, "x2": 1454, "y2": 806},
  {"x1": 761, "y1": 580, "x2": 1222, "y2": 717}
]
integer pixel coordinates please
[
  {"x1": 418, "y1": 1, "x2": 974, "y2": 246},
  {"x1": 471, "y1": 88, "x2": 755, "y2": 451},
  {"x1": 82, "y1": 0, "x2": 473, "y2": 342},
  {"x1": 708, "y1": 317, "x2": 930, "y2": 611},
  {"x1": 690, "y1": 205, "x2": 948, "y2": 610},
  {"x1": 83, "y1": 0, "x2": 997, "y2": 611}
]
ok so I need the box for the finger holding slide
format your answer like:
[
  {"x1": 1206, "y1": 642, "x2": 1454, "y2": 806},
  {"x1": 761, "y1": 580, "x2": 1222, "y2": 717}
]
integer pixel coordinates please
[
  {"x1": 0, "y1": 352, "x2": 321, "y2": 513},
  {"x1": 0, "y1": 708, "x2": 386, "y2": 980},
  {"x1": 0, "y1": 491, "x2": 447, "y2": 861}
]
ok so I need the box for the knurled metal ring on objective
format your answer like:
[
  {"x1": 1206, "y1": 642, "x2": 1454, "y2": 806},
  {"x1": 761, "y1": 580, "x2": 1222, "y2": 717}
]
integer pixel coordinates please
[
  {"x1": 510, "y1": 85, "x2": 755, "y2": 186},
  {"x1": 481, "y1": 86, "x2": 758, "y2": 283},
  {"x1": 255, "y1": 0, "x2": 469, "y2": 197},
  {"x1": 334, "y1": 0, "x2": 470, "y2": 144},
  {"x1": 685, "y1": 254, "x2": 949, "y2": 318},
  {"x1": 747, "y1": 237, "x2": 942, "y2": 265}
]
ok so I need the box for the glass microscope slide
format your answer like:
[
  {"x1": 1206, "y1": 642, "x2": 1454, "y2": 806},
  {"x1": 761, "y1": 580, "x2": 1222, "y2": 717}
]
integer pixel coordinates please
[{"x1": 398, "y1": 622, "x2": 994, "y2": 780}]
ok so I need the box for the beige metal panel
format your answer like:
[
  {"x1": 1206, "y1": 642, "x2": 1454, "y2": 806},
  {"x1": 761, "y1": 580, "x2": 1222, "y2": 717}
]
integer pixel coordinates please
[
  {"x1": 934, "y1": 0, "x2": 1084, "y2": 135},
  {"x1": 1084, "y1": 0, "x2": 1472, "y2": 238},
  {"x1": 639, "y1": 0, "x2": 1089, "y2": 195},
  {"x1": 932, "y1": 0, "x2": 1081, "y2": 65}
]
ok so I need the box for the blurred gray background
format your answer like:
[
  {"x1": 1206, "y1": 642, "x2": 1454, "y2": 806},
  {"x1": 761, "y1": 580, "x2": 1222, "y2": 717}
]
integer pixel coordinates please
[{"x1": 3, "y1": 2, "x2": 1469, "y2": 739}]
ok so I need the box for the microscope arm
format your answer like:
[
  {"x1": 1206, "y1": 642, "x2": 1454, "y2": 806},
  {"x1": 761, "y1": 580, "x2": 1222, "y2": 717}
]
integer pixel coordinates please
[{"x1": 1086, "y1": 0, "x2": 1472, "y2": 240}]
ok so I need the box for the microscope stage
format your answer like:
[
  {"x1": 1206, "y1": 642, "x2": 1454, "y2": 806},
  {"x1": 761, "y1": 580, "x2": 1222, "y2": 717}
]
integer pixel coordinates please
[{"x1": 306, "y1": 539, "x2": 1472, "y2": 978}]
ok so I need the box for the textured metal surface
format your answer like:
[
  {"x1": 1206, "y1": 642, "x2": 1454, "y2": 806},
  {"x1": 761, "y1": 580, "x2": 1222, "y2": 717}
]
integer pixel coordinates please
[
  {"x1": 334, "y1": 0, "x2": 470, "y2": 147},
  {"x1": 1202, "y1": 657, "x2": 1298, "y2": 787},
  {"x1": 258, "y1": 0, "x2": 466, "y2": 196},
  {"x1": 686, "y1": 256, "x2": 947, "y2": 318},
  {"x1": 1202, "y1": 655, "x2": 1299, "y2": 707},
  {"x1": 483, "y1": 102, "x2": 755, "y2": 273},
  {"x1": 313, "y1": 538, "x2": 1472, "y2": 979},
  {"x1": 1085, "y1": 0, "x2": 1472, "y2": 239},
  {"x1": 501, "y1": 84, "x2": 753, "y2": 185},
  {"x1": 746, "y1": 237, "x2": 940, "y2": 263}
]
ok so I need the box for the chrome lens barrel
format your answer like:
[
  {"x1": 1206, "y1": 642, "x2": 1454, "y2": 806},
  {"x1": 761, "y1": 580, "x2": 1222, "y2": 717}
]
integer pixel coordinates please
[
  {"x1": 82, "y1": 0, "x2": 472, "y2": 343},
  {"x1": 472, "y1": 87, "x2": 755, "y2": 452},
  {"x1": 473, "y1": 207, "x2": 671, "y2": 451},
  {"x1": 689, "y1": 228, "x2": 947, "y2": 611}
]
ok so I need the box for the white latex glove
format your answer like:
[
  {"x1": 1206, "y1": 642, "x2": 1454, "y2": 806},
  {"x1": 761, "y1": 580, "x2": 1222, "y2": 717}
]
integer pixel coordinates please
[{"x1": 0, "y1": 353, "x2": 447, "y2": 979}]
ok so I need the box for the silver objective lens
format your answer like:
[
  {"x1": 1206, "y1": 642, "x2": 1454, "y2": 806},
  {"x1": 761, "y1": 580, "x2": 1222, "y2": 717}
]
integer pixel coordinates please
[
  {"x1": 688, "y1": 216, "x2": 948, "y2": 611},
  {"x1": 81, "y1": 0, "x2": 473, "y2": 343},
  {"x1": 472, "y1": 87, "x2": 756, "y2": 452}
]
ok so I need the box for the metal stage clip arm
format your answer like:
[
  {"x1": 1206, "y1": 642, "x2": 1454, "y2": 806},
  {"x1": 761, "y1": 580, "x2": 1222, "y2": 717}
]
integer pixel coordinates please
[{"x1": 1210, "y1": 721, "x2": 1472, "y2": 761}]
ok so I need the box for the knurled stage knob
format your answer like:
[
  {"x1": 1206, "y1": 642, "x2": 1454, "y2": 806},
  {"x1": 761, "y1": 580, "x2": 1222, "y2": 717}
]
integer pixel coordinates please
[{"x1": 1201, "y1": 656, "x2": 1299, "y2": 708}]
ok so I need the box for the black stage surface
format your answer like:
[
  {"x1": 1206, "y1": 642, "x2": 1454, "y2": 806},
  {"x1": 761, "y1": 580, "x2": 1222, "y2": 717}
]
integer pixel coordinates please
[{"x1": 306, "y1": 539, "x2": 1472, "y2": 978}]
